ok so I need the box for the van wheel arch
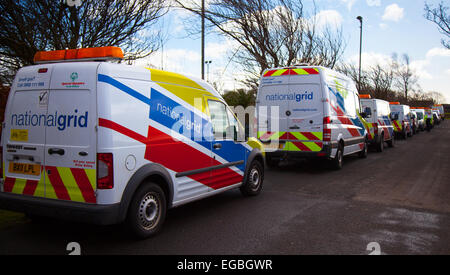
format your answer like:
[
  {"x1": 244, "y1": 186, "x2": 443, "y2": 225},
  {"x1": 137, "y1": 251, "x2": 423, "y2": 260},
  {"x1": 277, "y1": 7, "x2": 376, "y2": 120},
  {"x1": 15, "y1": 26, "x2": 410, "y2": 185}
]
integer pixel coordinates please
[{"x1": 119, "y1": 163, "x2": 174, "y2": 223}]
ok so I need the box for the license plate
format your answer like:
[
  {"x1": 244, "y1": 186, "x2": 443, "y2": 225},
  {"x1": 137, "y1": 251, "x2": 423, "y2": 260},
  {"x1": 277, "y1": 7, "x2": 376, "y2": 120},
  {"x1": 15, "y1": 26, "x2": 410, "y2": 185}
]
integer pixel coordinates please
[{"x1": 8, "y1": 163, "x2": 41, "y2": 176}]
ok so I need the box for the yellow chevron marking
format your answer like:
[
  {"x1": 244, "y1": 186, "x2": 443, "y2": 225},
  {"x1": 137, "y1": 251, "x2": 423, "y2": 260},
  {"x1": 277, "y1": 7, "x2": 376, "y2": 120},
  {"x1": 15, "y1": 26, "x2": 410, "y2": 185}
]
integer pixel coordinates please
[
  {"x1": 44, "y1": 170, "x2": 58, "y2": 200},
  {"x1": 85, "y1": 169, "x2": 97, "y2": 191},
  {"x1": 271, "y1": 69, "x2": 288, "y2": 76},
  {"x1": 57, "y1": 167, "x2": 84, "y2": 202},
  {"x1": 11, "y1": 178, "x2": 27, "y2": 195},
  {"x1": 303, "y1": 142, "x2": 322, "y2": 151}
]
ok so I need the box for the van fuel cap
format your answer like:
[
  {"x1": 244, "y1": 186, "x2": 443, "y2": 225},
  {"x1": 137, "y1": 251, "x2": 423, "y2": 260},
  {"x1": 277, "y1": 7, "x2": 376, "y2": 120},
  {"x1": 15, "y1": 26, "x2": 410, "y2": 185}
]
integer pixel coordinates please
[{"x1": 286, "y1": 110, "x2": 291, "y2": 116}]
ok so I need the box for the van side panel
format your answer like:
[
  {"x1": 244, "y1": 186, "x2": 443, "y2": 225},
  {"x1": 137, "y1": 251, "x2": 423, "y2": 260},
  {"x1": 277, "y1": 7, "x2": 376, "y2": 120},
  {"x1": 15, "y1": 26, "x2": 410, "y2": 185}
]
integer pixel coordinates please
[{"x1": 323, "y1": 70, "x2": 366, "y2": 156}]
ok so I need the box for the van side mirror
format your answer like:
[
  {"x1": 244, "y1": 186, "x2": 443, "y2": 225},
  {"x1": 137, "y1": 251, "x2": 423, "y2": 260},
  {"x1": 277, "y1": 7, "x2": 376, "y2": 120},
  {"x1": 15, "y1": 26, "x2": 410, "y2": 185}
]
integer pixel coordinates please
[{"x1": 361, "y1": 112, "x2": 368, "y2": 118}]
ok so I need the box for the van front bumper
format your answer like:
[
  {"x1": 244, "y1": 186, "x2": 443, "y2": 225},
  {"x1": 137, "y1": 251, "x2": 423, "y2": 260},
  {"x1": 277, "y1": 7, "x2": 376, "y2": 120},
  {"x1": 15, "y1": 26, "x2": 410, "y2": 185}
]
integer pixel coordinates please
[{"x1": 0, "y1": 192, "x2": 121, "y2": 225}]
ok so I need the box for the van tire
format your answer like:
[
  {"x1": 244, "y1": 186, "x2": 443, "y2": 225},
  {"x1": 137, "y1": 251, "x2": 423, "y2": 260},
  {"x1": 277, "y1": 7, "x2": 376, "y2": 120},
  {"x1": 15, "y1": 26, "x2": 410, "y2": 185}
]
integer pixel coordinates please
[
  {"x1": 240, "y1": 160, "x2": 264, "y2": 197},
  {"x1": 331, "y1": 144, "x2": 344, "y2": 170},
  {"x1": 126, "y1": 182, "x2": 167, "y2": 239},
  {"x1": 376, "y1": 134, "x2": 384, "y2": 152},
  {"x1": 387, "y1": 136, "x2": 395, "y2": 147},
  {"x1": 359, "y1": 138, "x2": 368, "y2": 158}
]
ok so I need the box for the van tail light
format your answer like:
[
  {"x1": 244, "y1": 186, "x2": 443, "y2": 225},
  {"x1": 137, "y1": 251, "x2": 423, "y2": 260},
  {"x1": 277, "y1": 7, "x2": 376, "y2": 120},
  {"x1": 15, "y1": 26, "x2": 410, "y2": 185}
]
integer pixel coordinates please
[
  {"x1": 97, "y1": 153, "x2": 114, "y2": 189},
  {"x1": 323, "y1": 116, "x2": 332, "y2": 142},
  {"x1": 373, "y1": 123, "x2": 378, "y2": 135}
]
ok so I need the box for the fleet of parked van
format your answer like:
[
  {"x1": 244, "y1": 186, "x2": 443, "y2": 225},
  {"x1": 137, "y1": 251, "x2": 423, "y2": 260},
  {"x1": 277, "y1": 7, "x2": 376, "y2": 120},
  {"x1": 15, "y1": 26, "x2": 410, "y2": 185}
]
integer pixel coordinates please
[
  {"x1": 0, "y1": 48, "x2": 445, "y2": 238},
  {"x1": 256, "y1": 64, "x2": 444, "y2": 169}
]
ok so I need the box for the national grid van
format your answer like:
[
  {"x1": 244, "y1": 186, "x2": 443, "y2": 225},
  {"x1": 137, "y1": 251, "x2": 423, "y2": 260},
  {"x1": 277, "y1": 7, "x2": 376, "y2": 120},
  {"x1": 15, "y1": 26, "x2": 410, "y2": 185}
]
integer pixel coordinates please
[
  {"x1": 256, "y1": 65, "x2": 368, "y2": 170},
  {"x1": 410, "y1": 108, "x2": 425, "y2": 131},
  {"x1": 359, "y1": 95, "x2": 395, "y2": 152},
  {"x1": 0, "y1": 47, "x2": 265, "y2": 238},
  {"x1": 389, "y1": 102, "x2": 412, "y2": 139}
]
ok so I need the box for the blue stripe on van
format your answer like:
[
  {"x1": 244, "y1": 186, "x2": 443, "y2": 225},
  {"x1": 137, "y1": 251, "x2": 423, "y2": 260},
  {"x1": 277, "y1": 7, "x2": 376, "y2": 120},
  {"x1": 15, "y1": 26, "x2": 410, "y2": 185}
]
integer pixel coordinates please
[{"x1": 98, "y1": 74, "x2": 151, "y2": 105}]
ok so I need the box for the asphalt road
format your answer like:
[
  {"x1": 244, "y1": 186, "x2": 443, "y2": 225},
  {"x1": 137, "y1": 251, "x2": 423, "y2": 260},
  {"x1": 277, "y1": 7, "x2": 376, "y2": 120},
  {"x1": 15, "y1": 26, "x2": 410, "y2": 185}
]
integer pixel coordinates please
[{"x1": 1, "y1": 122, "x2": 449, "y2": 255}]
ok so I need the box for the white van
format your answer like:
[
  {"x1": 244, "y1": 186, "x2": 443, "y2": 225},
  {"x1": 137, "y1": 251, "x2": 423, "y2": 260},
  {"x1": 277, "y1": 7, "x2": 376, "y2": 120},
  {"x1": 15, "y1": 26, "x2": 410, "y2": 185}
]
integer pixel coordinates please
[
  {"x1": 0, "y1": 47, "x2": 265, "y2": 238},
  {"x1": 359, "y1": 95, "x2": 395, "y2": 151},
  {"x1": 433, "y1": 105, "x2": 445, "y2": 120},
  {"x1": 256, "y1": 65, "x2": 368, "y2": 169},
  {"x1": 389, "y1": 103, "x2": 412, "y2": 139},
  {"x1": 410, "y1": 108, "x2": 425, "y2": 131}
]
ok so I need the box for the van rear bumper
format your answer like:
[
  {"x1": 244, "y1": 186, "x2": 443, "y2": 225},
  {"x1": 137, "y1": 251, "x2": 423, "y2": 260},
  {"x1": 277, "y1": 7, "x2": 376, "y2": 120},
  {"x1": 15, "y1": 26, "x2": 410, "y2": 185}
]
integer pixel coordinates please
[
  {"x1": 266, "y1": 144, "x2": 332, "y2": 160},
  {"x1": 0, "y1": 192, "x2": 120, "y2": 225}
]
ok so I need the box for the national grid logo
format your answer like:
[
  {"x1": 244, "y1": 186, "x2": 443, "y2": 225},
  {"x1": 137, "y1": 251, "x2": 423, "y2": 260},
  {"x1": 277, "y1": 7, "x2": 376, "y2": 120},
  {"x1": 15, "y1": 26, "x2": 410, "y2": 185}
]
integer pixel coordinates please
[{"x1": 265, "y1": 91, "x2": 314, "y2": 102}]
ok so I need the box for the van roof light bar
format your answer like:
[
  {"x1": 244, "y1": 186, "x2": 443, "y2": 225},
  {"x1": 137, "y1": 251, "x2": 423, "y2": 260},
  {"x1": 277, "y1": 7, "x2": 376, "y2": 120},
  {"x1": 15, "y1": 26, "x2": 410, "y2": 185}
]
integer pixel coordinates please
[{"x1": 34, "y1": 46, "x2": 124, "y2": 64}]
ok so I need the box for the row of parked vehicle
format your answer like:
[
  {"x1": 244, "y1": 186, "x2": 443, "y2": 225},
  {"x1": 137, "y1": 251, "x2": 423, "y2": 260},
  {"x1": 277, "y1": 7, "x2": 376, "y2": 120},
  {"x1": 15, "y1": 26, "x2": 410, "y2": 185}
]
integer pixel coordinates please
[
  {"x1": 0, "y1": 47, "x2": 445, "y2": 237},
  {"x1": 256, "y1": 65, "x2": 445, "y2": 170}
]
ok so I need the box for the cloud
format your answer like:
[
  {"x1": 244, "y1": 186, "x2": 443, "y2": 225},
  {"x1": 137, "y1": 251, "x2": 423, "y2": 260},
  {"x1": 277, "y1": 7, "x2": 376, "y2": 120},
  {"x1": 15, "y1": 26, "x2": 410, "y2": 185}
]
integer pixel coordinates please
[
  {"x1": 366, "y1": 0, "x2": 381, "y2": 7},
  {"x1": 382, "y1": 4, "x2": 404, "y2": 22},
  {"x1": 426, "y1": 47, "x2": 450, "y2": 58},
  {"x1": 348, "y1": 52, "x2": 394, "y2": 69},
  {"x1": 313, "y1": 10, "x2": 344, "y2": 29}
]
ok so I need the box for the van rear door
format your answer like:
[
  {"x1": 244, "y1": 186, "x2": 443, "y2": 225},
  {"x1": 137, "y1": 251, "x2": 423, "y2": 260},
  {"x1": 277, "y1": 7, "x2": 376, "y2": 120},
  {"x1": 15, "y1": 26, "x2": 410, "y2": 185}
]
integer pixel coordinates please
[
  {"x1": 2, "y1": 65, "x2": 51, "y2": 197},
  {"x1": 257, "y1": 84, "x2": 289, "y2": 143},
  {"x1": 286, "y1": 83, "x2": 324, "y2": 151},
  {"x1": 44, "y1": 63, "x2": 98, "y2": 203}
]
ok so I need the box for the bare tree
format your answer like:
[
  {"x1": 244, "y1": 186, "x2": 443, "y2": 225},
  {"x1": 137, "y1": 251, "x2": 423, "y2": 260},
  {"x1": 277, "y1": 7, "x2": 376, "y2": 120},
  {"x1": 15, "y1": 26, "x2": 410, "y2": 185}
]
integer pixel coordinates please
[
  {"x1": 425, "y1": 2, "x2": 450, "y2": 49},
  {"x1": 366, "y1": 64, "x2": 395, "y2": 100},
  {"x1": 336, "y1": 63, "x2": 371, "y2": 93},
  {"x1": 175, "y1": 0, "x2": 346, "y2": 89},
  {"x1": 392, "y1": 53, "x2": 418, "y2": 101},
  {"x1": 0, "y1": 0, "x2": 167, "y2": 84}
]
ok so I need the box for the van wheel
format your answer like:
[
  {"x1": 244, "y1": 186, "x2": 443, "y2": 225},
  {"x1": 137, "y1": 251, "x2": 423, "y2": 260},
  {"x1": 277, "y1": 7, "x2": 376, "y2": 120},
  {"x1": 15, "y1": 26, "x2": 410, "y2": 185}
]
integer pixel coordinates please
[
  {"x1": 126, "y1": 182, "x2": 166, "y2": 239},
  {"x1": 359, "y1": 139, "x2": 368, "y2": 158},
  {"x1": 376, "y1": 134, "x2": 384, "y2": 152},
  {"x1": 240, "y1": 160, "x2": 264, "y2": 197},
  {"x1": 387, "y1": 136, "x2": 395, "y2": 147},
  {"x1": 331, "y1": 145, "x2": 343, "y2": 170}
]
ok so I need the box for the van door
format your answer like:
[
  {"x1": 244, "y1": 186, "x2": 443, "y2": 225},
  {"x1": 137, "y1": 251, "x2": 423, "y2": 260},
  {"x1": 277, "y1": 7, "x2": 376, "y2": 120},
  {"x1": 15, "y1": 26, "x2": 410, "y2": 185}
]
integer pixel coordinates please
[
  {"x1": 44, "y1": 89, "x2": 97, "y2": 203},
  {"x1": 257, "y1": 85, "x2": 289, "y2": 147},
  {"x1": 286, "y1": 84, "x2": 324, "y2": 151},
  {"x1": 207, "y1": 99, "x2": 245, "y2": 190},
  {"x1": 3, "y1": 90, "x2": 47, "y2": 197}
]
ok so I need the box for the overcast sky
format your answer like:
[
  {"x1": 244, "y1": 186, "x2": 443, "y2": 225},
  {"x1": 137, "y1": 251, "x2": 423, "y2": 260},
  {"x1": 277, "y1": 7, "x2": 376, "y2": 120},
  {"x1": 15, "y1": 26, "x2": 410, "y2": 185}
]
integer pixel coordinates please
[{"x1": 137, "y1": 0, "x2": 450, "y2": 103}]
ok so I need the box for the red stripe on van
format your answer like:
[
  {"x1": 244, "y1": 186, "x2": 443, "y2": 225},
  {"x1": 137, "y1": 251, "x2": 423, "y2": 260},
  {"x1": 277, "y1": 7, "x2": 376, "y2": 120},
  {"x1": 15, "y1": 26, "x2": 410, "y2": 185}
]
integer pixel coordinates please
[
  {"x1": 70, "y1": 168, "x2": 96, "y2": 203},
  {"x1": 22, "y1": 180, "x2": 39, "y2": 196},
  {"x1": 303, "y1": 68, "x2": 319, "y2": 74},
  {"x1": 3, "y1": 177, "x2": 16, "y2": 193},
  {"x1": 263, "y1": 70, "x2": 277, "y2": 77},
  {"x1": 99, "y1": 118, "x2": 148, "y2": 144},
  {"x1": 46, "y1": 166, "x2": 71, "y2": 201},
  {"x1": 144, "y1": 125, "x2": 243, "y2": 190},
  {"x1": 99, "y1": 118, "x2": 243, "y2": 190}
]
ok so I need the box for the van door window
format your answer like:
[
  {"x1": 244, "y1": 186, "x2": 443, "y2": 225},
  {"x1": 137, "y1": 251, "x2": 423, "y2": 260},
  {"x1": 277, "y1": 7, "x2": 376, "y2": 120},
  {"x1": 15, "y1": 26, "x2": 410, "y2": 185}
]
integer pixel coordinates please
[{"x1": 208, "y1": 100, "x2": 230, "y2": 139}]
